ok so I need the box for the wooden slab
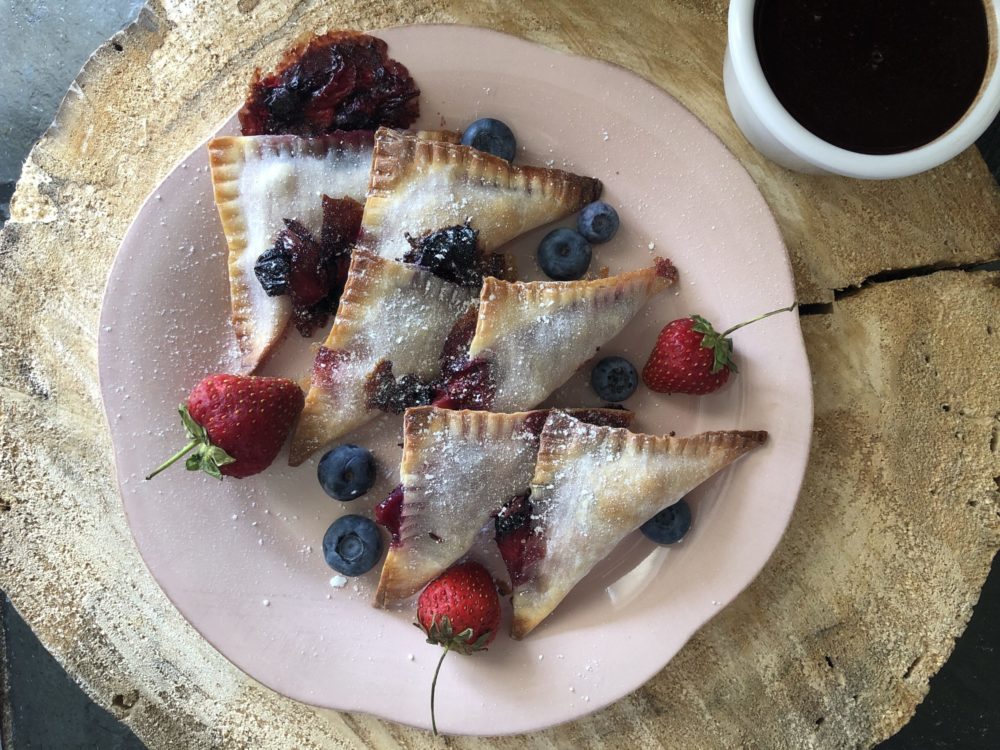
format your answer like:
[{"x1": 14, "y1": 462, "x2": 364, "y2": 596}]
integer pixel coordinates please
[{"x1": 1, "y1": 1, "x2": 998, "y2": 747}]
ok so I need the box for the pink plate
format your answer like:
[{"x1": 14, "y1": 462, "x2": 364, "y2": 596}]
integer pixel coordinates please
[{"x1": 99, "y1": 25, "x2": 812, "y2": 735}]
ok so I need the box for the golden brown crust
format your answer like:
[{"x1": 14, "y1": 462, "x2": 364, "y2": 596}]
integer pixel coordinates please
[
  {"x1": 316, "y1": 250, "x2": 392, "y2": 350},
  {"x1": 469, "y1": 260, "x2": 677, "y2": 357},
  {"x1": 207, "y1": 131, "x2": 459, "y2": 372},
  {"x1": 288, "y1": 252, "x2": 476, "y2": 465},
  {"x1": 367, "y1": 127, "x2": 602, "y2": 205},
  {"x1": 400, "y1": 406, "x2": 636, "y2": 463},
  {"x1": 532, "y1": 413, "x2": 768, "y2": 486},
  {"x1": 511, "y1": 412, "x2": 767, "y2": 639},
  {"x1": 374, "y1": 406, "x2": 635, "y2": 607},
  {"x1": 207, "y1": 136, "x2": 260, "y2": 372},
  {"x1": 408, "y1": 129, "x2": 462, "y2": 144},
  {"x1": 372, "y1": 563, "x2": 415, "y2": 608},
  {"x1": 358, "y1": 127, "x2": 603, "y2": 257},
  {"x1": 401, "y1": 405, "x2": 527, "y2": 452}
]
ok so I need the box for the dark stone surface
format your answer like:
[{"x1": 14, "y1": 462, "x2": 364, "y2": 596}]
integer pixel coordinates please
[
  {"x1": 877, "y1": 557, "x2": 1000, "y2": 750},
  {"x1": 1, "y1": 594, "x2": 146, "y2": 750},
  {"x1": 977, "y1": 115, "x2": 1000, "y2": 184}
]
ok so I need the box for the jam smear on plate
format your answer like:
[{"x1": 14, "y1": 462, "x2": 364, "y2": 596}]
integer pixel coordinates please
[{"x1": 239, "y1": 31, "x2": 420, "y2": 136}]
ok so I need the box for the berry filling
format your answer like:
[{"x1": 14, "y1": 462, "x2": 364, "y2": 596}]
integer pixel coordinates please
[
  {"x1": 438, "y1": 305, "x2": 479, "y2": 374},
  {"x1": 402, "y1": 222, "x2": 508, "y2": 288},
  {"x1": 285, "y1": 220, "x2": 329, "y2": 308},
  {"x1": 374, "y1": 484, "x2": 405, "y2": 547},
  {"x1": 431, "y1": 357, "x2": 496, "y2": 411},
  {"x1": 321, "y1": 193, "x2": 365, "y2": 283},
  {"x1": 518, "y1": 405, "x2": 631, "y2": 438},
  {"x1": 432, "y1": 306, "x2": 497, "y2": 410},
  {"x1": 352, "y1": 304, "x2": 500, "y2": 416},
  {"x1": 311, "y1": 346, "x2": 351, "y2": 389},
  {"x1": 239, "y1": 31, "x2": 420, "y2": 136},
  {"x1": 653, "y1": 256, "x2": 679, "y2": 283},
  {"x1": 364, "y1": 360, "x2": 436, "y2": 414},
  {"x1": 253, "y1": 195, "x2": 363, "y2": 337},
  {"x1": 494, "y1": 494, "x2": 546, "y2": 586}
]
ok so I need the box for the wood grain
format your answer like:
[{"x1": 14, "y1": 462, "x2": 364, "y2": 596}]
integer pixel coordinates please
[{"x1": 1, "y1": 1, "x2": 998, "y2": 747}]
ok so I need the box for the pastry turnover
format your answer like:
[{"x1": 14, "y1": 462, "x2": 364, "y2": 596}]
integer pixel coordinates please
[
  {"x1": 288, "y1": 251, "x2": 476, "y2": 465},
  {"x1": 454, "y1": 259, "x2": 678, "y2": 412},
  {"x1": 510, "y1": 411, "x2": 767, "y2": 639},
  {"x1": 357, "y1": 127, "x2": 603, "y2": 261},
  {"x1": 208, "y1": 129, "x2": 459, "y2": 371},
  {"x1": 373, "y1": 406, "x2": 633, "y2": 607}
]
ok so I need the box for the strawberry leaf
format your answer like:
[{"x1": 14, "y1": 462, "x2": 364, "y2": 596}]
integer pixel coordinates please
[
  {"x1": 179, "y1": 405, "x2": 207, "y2": 441},
  {"x1": 418, "y1": 614, "x2": 493, "y2": 656},
  {"x1": 146, "y1": 405, "x2": 235, "y2": 481},
  {"x1": 207, "y1": 445, "x2": 236, "y2": 468},
  {"x1": 691, "y1": 315, "x2": 737, "y2": 374},
  {"x1": 199, "y1": 456, "x2": 224, "y2": 480}
]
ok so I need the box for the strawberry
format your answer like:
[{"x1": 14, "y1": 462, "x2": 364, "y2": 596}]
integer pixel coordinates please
[
  {"x1": 416, "y1": 561, "x2": 501, "y2": 734},
  {"x1": 146, "y1": 374, "x2": 305, "y2": 480},
  {"x1": 642, "y1": 304, "x2": 796, "y2": 395}
]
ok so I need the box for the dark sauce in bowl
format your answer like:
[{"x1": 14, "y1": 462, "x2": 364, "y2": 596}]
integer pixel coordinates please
[{"x1": 754, "y1": 0, "x2": 990, "y2": 155}]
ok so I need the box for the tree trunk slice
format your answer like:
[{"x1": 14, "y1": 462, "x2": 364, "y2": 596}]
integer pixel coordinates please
[{"x1": 1, "y1": 2, "x2": 998, "y2": 748}]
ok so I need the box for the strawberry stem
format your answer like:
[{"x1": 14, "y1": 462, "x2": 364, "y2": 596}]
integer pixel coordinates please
[
  {"x1": 430, "y1": 642, "x2": 451, "y2": 735},
  {"x1": 145, "y1": 439, "x2": 199, "y2": 481},
  {"x1": 721, "y1": 303, "x2": 797, "y2": 338}
]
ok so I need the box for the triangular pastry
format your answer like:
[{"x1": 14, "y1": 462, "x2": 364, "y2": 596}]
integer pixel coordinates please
[
  {"x1": 208, "y1": 129, "x2": 460, "y2": 371},
  {"x1": 373, "y1": 406, "x2": 634, "y2": 607},
  {"x1": 510, "y1": 412, "x2": 767, "y2": 638},
  {"x1": 436, "y1": 259, "x2": 678, "y2": 412},
  {"x1": 288, "y1": 251, "x2": 477, "y2": 465},
  {"x1": 357, "y1": 127, "x2": 603, "y2": 261}
]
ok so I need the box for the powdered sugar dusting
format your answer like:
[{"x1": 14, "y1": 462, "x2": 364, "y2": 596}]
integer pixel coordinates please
[
  {"x1": 225, "y1": 135, "x2": 373, "y2": 364},
  {"x1": 381, "y1": 410, "x2": 541, "y2": 598},
  {"x1": 513, "y1": 413, "x2": 753, "y2": 633},
  {"x1": 470, "y1": 269, "x2": 668, "y2": 411},
  {"x1": 305, "y1": 260, "x2": 476, "y2": 441}
]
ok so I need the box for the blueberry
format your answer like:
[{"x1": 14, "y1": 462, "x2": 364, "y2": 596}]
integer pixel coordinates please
[
  {"x1": 590, "y1": 356, "x2": 638, "y2": 402},
  {"x1": 254, "y1": 244, "x2": 291, "y2": 296},
  {"x1": 461, "y1": 118, "x2": 517, "y2": 161},
  {"x1": 318, "y1": 444, "x2": 376, "y2": 500},
  {"x1": 537, "y1": 228, "x2": 591, "y2": 280},
  {"x1": 403, "y1": 222, "x2": 482, "y2": 286},
  {"x1": 578, "y1": 201, "x2": 620, "y2": 244},
  {"x1": 266, "y1": 85, "x2": 302, "y2": 122},
  {"x1": 322, "y1": 515, "x2": 383, "y2": 575},
  {"x1": 640, "y1": 499, "x2": 692, "y2": 544}
]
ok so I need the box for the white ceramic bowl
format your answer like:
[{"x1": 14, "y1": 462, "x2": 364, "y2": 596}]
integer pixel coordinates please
[{"x1": 724, "y1": 0, "x2": 1000, "y2": 178}]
